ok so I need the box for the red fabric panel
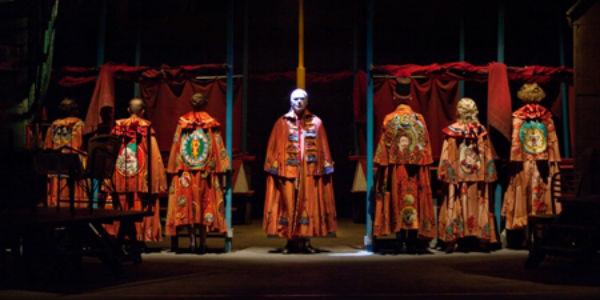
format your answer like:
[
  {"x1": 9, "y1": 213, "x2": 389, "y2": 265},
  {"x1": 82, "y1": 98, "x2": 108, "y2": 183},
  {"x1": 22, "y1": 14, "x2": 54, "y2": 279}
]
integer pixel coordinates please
[
  {"x1": 83, "y1": 65, "x2": 116, "y2": 134},
  {"x1": 353, "y1": 71, "x2": 367, "y2": 123},
  {"x1": 569, "y1": 85, "x2": 575, "y2": 156},
  {"x1": 373, "y1": 62, "x2": 572, "y2": 83},
  {"x1": 140, "y1": 79, "x2": 242, "y2": 152},
  {"x1": 58, "y1": 76, "x2": 97, "y2": 87},
  {"x1": 411, "y1": 79, "x2": 459, "y2": 159},
  {"x1": 487, "y1": 62, "x2": 513, "y2": 140}
]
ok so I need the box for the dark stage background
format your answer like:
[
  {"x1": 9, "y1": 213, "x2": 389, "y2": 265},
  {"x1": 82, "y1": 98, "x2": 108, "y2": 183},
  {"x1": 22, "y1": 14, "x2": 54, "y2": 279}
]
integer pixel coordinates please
[{"x1": 8, "y1": 0, "x2": 575, "y2": 218}]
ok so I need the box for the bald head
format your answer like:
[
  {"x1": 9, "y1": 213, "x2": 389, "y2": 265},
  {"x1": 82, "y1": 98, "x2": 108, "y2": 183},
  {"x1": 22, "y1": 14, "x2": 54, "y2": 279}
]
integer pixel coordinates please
[
  {"x1": 128, "y1": 98, "x2": 145, "y2": 116},
  {"x1": 191, "y1": 92, "x2": 208, "y2": 110},
  {"x1": 58, "y1": 97, "x2": 79, "y2": 117}
]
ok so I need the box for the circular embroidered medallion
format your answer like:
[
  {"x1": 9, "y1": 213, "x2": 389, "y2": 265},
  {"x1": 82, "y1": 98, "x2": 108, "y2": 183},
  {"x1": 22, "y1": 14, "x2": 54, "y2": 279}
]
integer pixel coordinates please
[
  {"x1": 459, "y1": 142, "x2": 481, "y2": 175},
  {"x1": 519, "y1": 121, "x2": 547, "y2": 155},
  {"x1": 387, "y1": 114, "x2": 426, "y2": 155},
  {"x1": 177, "y1": 196, "x2": 187, "y2": 207},
  {"x1": 401, "y1": 207, "x2": 417, "y2": 226},
  {"x1": 403, "y1": 194, "x2": 415, "y2": 206},
  {"x1": 180, "y1": 128, "x2": 211, "y2": 168},
  {"x1": 116, "y1": 142, "x2": 144, "y2": 176},
  {"x1": 179, "y1": 172, "x2": 191, "y2": 188},
  {"x1": 204, "y1": 213, "x2": 214, "y2": 223}
]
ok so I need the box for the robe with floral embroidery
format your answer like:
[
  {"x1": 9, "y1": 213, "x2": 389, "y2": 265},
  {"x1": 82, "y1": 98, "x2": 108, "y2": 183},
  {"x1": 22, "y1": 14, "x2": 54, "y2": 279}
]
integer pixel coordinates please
[
  {"x1": 502, "y1": 104, "x2": 561, "y2": 230},
  {"x1": 165, "y1": 111, "x2": 230, "y2": 235},
  {"x1": 43, "y1": 117, "x2": 88, "y2": 207},
  {"x1": 373, "y1": 104, "x2": 435, "y2": 239},
  {"x1": 263, "y1": 110, "x2": 337, "y2": 239},
  {"x1": 108, "y1": 115, "x2": 167, "y2": 241},
  {"x1": 437, "y1": 122, "x2": 498, "y2": 243}
]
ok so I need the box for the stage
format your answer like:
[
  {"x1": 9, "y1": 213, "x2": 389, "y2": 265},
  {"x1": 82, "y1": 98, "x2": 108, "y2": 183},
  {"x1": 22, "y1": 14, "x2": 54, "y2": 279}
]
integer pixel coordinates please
[{"x1": 2, "y1": 219, "x2": 600, "y2": 299}]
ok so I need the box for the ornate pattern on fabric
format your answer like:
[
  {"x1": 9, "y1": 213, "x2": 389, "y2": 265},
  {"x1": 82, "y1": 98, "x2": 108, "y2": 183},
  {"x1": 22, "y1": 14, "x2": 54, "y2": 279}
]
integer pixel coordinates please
[
  {"x1": 374, "y1": 105, "x2": 433, "y2": 166},
  {"x1": 502, "y1": 103, "x2": 561, "y2": 230},
  {"x1": 116, "y1": 142, "x2": 144, "y2": 177},
  {"x1": 44, "y1": 117, "x2": 87, "y2": 207},
  {"x1": 180, "y1": 128, "x2": 211, "y2": 169},
  {"x1": 437, "y1": 121, "x2": 498, "y2": 243},
  {"x1": 373, "y1": 105, "x2": 435, "y2": 239},
  {"x1": 108, "y1": 116, "x2": 167, "y2": 242},
  {"x1": 519, "y1": 120, "x2": 547, "y2": 155},
  {"x1": 263, "y1": 110, "x2": 337, "y2": 239},
  {"x1": 165, "y1": 111, "x2": 230, "y2": 235}
]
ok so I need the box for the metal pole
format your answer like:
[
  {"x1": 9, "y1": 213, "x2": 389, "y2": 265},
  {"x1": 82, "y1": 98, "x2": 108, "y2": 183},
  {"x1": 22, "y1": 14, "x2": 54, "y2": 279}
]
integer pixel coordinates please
[
  {"x1": 365, "y1": 0, "x2": 374, "y2": 252},
  {"x1": 458, "y1": 7, "x2": 465, "y2": 98},
  {"x1": 92, "y1": 0, "x2": 108, "y2": 208},
  {"x1": 96, "y1": 0, "x2": 107, "y2": 68},
  {"x1": 297, "y1": 0, "x2": 306, "y2": 89},
  {"x1": 497, "y1": 0, "x2": 505, "y2": 63},
  {"x1": 494, "y1": 0, "x2": 506, "y2": 233},
  {"x1": 134, "y1": 0, "x2": 142, "y2": 98},
  {"x1": 225, "y1": 0, "x2": 234, "y2": 252},
  {"x1": 242, "y1": 0, "x2": 249, "y2": 153},
  {"x1": 352, "y1": 0, "x2": 360, "y2": 155},
  {"x1": 558, "y1": 6, "x2": 571, "y2": 158}
]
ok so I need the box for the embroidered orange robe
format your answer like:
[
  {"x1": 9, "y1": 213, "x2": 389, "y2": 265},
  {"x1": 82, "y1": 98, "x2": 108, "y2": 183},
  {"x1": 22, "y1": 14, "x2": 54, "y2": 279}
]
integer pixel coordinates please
[
  {"x1": 502, "y1": 104, "x2": 561, "y2": 230},
  {"x1": 165, "y1": 111, "x2": 230, "y2": 235},
  {"x1": 263, "y1": 110, "x2": 337, "y2": 239},
  {"x1": 373, "y1": 104, "x2": 435, "y2": 239},
  {"x1": 43, "y1": 117, "x2": 88, "y2": 207},
  {"x1": 109, "y1": 116, "x2": 167, "y2": 242},
  {"x1": 437, "y1": 122, "x2": 498, "y2": 243}
]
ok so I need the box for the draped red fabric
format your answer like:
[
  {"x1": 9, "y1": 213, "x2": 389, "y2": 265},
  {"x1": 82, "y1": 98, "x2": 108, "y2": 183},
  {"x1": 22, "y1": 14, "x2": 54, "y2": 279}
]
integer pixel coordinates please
[
  {"x1": 74, "y1": 63, "x2": 230, "y2": 136},
  {"x1": 487, "y1": 62, "x2": 513, "y2": 140},
  {"x1": 373, "y1": 62, "x2": 572, "y2": 83},
  {"x1": 140, "y1": 79, "x2": 242, "y2": 152},
  {"x1": 410, "y1": 79, "x2": 459, "y2": 159},
  {"x1": 83, "y1": 65, "x2": 116, "y2": 134}
]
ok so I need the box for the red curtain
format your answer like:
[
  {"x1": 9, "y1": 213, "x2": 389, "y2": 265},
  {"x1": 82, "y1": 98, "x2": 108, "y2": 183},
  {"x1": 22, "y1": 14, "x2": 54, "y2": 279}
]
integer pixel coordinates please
[
  {"x1": 140, "y1": 79, "x2": 242, "y2": 152},
  {"x1": 487, "y1": 62, "x2": 513, "y2": 140}
]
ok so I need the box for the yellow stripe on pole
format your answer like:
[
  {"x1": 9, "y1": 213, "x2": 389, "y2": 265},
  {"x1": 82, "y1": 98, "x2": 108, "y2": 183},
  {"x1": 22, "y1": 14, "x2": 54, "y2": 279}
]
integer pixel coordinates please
[{"x1": 297, "y1": 0, "x2": 306, "y2": 89}]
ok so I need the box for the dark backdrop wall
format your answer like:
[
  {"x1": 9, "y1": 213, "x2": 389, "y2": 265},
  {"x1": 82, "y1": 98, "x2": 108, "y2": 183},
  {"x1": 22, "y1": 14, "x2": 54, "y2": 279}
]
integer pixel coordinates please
[{"x1": 45, "y1": 0, "x2": 574, "y2": 218}]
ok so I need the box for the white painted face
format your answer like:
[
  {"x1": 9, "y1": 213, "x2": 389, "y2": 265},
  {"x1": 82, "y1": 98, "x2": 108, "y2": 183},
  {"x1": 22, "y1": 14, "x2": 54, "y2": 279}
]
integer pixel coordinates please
[{"x1": 290, "y1": 88, "x2": 308, "y2": 115}]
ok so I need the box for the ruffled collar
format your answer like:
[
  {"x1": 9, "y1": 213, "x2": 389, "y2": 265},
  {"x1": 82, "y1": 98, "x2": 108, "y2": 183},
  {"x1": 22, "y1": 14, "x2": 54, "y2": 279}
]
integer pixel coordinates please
[
  {"x1": 513, "y1": 104, "x2": 552, "y2": 120},
  {"x1": 443, "y1": 122, "x2": 487, "y2": 139},
  {"x1": 178, "y1": 111, "x2": 220, "y2": 128}
]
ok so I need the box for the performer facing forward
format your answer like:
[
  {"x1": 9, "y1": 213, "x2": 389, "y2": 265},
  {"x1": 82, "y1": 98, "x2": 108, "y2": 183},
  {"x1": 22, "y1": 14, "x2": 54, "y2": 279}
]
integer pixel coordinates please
[
  {"x1": 165, "y1": 92, "x2": 230, "y2": 253},
  {"x1": 263, "y1": 88, "x2": 337, "y2": 254}
]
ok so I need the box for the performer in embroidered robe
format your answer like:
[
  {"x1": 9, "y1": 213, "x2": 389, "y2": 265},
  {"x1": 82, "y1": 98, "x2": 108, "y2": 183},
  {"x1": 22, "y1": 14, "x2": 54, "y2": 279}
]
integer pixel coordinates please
[
  {"x1": 110, "y1": 98, "x2": 167, "y2": 242},
  {"x1": 165, "y1": 92, "x2": 230, "y2": 251},
  {"x1": 502, "y1": 83, "x2": 561, "y2": 230},
  {"x1": 263, "y1": 88, "x2": 337, "y2": 253},
  {"x1": 437, "y1": 98, "x2": 498, "y2": 252},
  {"x1": 373, "y1": 101, "x2": 435, "y2": 253},
  {"x1": 43, "y1": 98, "x2": 88, "y2": 207}
]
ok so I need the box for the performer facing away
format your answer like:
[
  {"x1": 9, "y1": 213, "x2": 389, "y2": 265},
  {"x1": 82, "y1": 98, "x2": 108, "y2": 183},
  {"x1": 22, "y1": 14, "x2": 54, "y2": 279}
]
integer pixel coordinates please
[
  {"x1": 44, "y1": 98, "x2": 87, "y2": 207},
  {"x1": 110, "y1": 98, "x2": 167, "y2": 242},
  {"x1": 502, "y1": 83, "x2": 561, "y2": 231},
  {"x1": 165, "y1": 92, "x2": 230, "y2": 252},
  {"x1": 373, "y1": 83, "x2": 435, "y2": 253},
  {"x1": 437, "y1": 98, "x2": 498, "y2": 252},
  {"x1": 263, "y1": 88, "x2": 337, "y2": 254}
]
